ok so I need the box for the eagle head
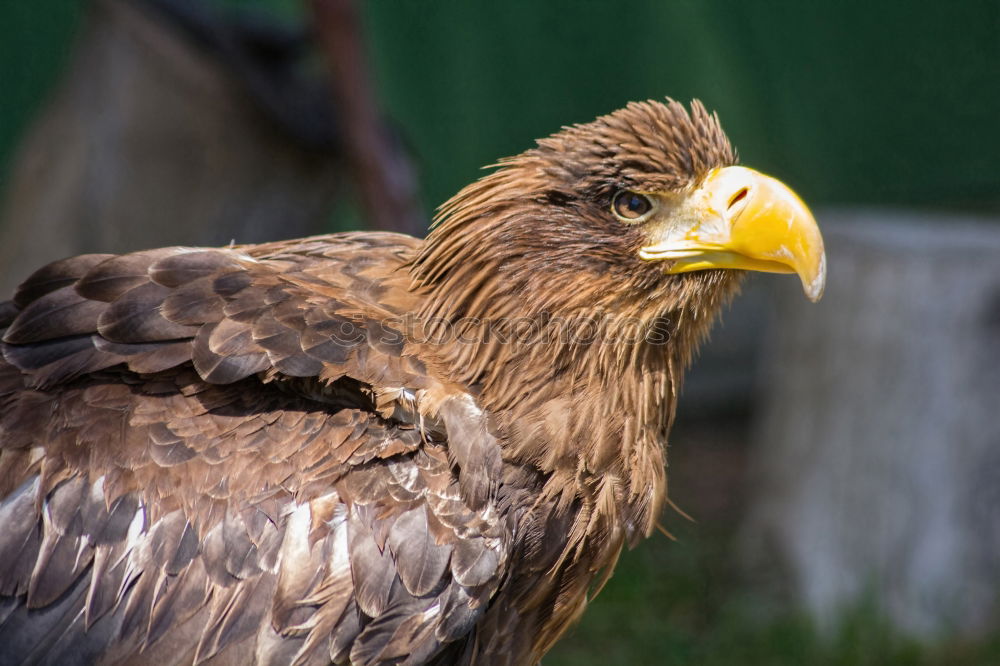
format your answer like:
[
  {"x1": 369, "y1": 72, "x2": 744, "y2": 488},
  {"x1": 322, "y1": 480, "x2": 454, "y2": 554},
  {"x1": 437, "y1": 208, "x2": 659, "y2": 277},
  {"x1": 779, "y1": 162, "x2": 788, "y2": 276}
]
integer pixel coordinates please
[{"x1": 413, "y1": 99, "x2": 825, "y2": 327}]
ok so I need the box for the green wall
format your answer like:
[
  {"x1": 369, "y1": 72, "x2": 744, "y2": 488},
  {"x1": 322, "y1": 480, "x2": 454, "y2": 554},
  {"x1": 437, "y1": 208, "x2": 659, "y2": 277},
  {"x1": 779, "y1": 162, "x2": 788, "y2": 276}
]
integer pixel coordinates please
[
  {"x1": 0, "y1": 2, "x2": 82, "y2": 183},
  {"x1": 2, "y1": 0, "x2": 998, "y2": 219}
]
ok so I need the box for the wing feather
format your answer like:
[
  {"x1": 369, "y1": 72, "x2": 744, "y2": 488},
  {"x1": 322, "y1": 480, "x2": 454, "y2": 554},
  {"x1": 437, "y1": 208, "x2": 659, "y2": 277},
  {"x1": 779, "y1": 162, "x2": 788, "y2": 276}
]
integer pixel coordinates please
[
  {"x1": 12, "y1": 254, "x2": 115, "y2": 308},
  {"x1": 0, "y1": 233, "x2": 523, "y2": 664}
]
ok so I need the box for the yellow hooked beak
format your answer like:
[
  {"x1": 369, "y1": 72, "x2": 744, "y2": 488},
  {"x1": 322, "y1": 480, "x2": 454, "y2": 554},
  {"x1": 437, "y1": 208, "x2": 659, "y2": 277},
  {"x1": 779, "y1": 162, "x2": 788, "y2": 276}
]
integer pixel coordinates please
[{"x1": 639, "y1": 166, "x2": 826, "y2": 301}]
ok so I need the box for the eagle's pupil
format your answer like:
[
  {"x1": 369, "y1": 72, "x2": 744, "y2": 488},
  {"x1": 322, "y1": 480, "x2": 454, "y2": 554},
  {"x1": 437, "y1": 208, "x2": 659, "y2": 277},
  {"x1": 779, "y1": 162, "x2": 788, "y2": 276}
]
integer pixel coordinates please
[{"x1": 613, "y1": 191, "x2": 652, "y2": 220}]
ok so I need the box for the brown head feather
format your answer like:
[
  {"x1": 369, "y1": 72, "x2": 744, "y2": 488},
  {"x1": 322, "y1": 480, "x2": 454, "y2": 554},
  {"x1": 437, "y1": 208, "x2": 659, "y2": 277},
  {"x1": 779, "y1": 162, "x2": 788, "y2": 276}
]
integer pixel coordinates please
[
  {"x1": 410, "y1": 98, "x2": 739, "y2": 390},
  {"x1": 411, "y1": 99, "x2": 735, "y2": 322}
]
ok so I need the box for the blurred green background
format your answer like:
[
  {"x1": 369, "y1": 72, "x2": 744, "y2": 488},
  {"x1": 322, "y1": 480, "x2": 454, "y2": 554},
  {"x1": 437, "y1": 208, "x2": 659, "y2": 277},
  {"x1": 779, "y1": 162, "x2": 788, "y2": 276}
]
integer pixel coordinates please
[
  {"x1": 2, "y1": 2, "x2": 998, "y2": 664},
  {"x1": 3, "y1": 1, "x2": 999, "y2": 214}
]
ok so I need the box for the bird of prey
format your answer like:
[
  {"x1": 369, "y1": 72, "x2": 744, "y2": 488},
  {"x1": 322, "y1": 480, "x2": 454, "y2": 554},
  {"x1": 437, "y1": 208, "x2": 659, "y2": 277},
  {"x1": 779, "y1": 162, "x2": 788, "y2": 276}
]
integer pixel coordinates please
[{"x1": 0, "y1": 100, "x2": 824, "y2": 665}]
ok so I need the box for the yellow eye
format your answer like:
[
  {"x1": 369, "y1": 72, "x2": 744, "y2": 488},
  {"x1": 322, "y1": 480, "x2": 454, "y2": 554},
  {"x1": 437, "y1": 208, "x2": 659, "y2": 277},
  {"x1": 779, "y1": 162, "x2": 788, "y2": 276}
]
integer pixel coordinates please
[{"x1": 612, "y1": 191, "x2": 654, "y2": 221}]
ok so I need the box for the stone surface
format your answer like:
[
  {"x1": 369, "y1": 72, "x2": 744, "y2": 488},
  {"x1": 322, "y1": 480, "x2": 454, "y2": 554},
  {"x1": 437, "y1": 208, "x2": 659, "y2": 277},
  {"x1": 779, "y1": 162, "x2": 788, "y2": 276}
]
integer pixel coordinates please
[{"x1": 744, "y1": 209, "x2": 1000, "y2": 637}]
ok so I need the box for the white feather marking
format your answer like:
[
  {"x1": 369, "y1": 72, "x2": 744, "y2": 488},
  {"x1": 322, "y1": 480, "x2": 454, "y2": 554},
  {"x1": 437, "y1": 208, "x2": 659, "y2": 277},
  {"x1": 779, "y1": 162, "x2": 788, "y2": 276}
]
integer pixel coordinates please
[
  {"x1": 419, "y1": 600, "x2": 442, "y2": 621},
  {"x1": 89, "y1": 476, "x2": 105, "y2": 512},
  {"x1": 278, "y1": 503, "x2": 312, "y2": 572},
  {"x1": 73, "y1": 538, "x2": 90, "y2": 570},
  {"x1": 124, "y1": 503, "x2": 146, "y2": 554},
  {"x1": 327, "y1": 504, "x2": 350, "y2": 576}
]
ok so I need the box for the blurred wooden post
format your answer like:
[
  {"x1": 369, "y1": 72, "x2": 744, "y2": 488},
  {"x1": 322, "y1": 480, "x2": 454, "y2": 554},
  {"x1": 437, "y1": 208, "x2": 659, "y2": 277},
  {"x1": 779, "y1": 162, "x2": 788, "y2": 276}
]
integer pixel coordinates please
[
  {"x1": 0, "y1": 0, "x2": 343, "y2": 296},
  {"x1": 743, "y1": 210, "x2": 1000, "y2": 637},
  {"x1": 309, "y1": 0, "x2": 425, "y2": 237}
]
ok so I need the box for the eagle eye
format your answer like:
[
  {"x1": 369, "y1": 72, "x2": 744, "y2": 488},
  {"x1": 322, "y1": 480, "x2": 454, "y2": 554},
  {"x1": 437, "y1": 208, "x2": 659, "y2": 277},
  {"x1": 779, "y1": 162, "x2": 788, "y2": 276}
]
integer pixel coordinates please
[{"x1": 612, "y1": 191, "x2": 654, "y2": 222}]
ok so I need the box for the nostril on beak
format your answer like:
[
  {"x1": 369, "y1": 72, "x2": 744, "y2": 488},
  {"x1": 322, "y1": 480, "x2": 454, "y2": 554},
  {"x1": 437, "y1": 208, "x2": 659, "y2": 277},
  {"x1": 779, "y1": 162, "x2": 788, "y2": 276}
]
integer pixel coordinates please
[{"x1": 727, "y1": 187, "x2": 749, "y2": 211}]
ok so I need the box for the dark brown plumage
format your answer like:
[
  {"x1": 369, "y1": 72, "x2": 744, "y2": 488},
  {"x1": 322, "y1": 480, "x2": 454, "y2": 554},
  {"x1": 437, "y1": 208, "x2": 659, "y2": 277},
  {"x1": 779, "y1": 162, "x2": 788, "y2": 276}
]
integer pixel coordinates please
[{"x1": 0, "y1": 100, "x2": 822, "y2": 665}]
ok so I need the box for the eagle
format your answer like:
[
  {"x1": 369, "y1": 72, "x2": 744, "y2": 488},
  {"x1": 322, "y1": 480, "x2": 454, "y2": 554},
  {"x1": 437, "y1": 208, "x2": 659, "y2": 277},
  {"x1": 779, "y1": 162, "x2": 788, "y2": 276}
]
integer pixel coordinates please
[{"x1": 0, "y1": 100, "x2": 824, "y2": 665}]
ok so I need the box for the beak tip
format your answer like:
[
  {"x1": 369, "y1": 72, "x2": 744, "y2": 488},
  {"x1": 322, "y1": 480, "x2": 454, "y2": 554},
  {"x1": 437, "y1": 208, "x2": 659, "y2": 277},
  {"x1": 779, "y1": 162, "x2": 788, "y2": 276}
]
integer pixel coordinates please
[{"x1": 801, "y1": 252, "x2": 827, "y2": 303}]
